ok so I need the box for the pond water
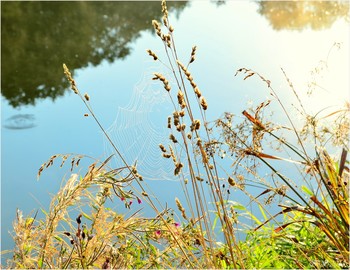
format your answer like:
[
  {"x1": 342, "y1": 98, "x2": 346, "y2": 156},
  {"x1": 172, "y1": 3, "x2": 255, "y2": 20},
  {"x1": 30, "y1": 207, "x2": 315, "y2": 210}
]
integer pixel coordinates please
[{"x1": 1, "y1": 0, "x2": 349, "y2": 261}]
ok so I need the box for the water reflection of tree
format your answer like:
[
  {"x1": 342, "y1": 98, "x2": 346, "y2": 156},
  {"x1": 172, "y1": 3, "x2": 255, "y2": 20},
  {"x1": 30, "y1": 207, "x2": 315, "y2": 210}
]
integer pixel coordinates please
[
  {"x1": 1, "y1": 1, "x2": 187, "y2": 108},
  {"x1": 257, "y1": 1, "x2": 349, "y2": 31}
]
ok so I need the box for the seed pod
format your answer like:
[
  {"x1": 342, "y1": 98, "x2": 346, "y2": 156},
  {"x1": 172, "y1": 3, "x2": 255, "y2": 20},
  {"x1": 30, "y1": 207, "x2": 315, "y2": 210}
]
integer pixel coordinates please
[
  {"x1": 146, "y1": 49, "x2": 158, "y2": 61},
  {"x1": 200, "y1": 97, "x2": 208, "y2": 110},
  {"x1": 174, "y1": 162, "x2": 183, "y2": 176},
  {"x1": 167, "y1": 116, "x2": 172, "y2": 128},
  {"x1": 228, "y1": 177, "x2": 235, "y2": 186},
  {"x1": 84, "y1": 93, "x2": 90, "y2": 101},
  {"x1": 196, "y1": 176, "x2": 204, "y2": 182},
  {"x1": 76, "y1": 214, "x2": 82, "y2": 225},
  {"x1": 177, "y1": 90, "x2": 186, "y2": 109},
  {"x1": 190, "y1": 46, "x2": 197, "y2": 64},
  {"x1": 191, "y1": 119, "x2": 201, "y2": 132},
  {"x1": 194, "y1": 87, "x2": 201, "y2": 98},
  {"x1": 173, "y1": 111, "x2": 180, "y2": 126},
  {"x1": 159, "y1": 144, "x2": 167, "y2": 153},
  {"x1": 169, "y1": 134, "x2": 178, "y2": 143}
]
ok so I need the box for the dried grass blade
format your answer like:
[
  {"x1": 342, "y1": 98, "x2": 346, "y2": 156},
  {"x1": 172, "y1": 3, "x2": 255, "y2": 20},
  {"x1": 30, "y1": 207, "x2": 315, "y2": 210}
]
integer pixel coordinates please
[
  {"x1": 254, "y1": 207, "x2": 295, "y2": 231},
  {"x1": 274, "y1": 221, "x2": 301, "y2": 233},
  {"x1": 96, "y1": 154, "x2": 114, "y2": 171},
  {"x1": 339, "y1": 148, "x2": 347, "y2": 177},
  {"x1": 242, "y1": 110, "x2": 265, "y2": 130}
]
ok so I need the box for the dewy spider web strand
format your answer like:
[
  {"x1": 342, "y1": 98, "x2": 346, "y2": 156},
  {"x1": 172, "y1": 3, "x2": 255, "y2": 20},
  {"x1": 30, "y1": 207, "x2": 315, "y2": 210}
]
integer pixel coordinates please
[{"x1": 104, "y1": 66, "x2": 178, "y2": 181}]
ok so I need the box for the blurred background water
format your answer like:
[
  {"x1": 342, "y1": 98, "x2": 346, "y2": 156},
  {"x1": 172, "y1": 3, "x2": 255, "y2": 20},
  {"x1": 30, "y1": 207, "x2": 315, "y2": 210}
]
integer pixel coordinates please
[{"x1": 1, "y1": 0, "x2": 349, "y2": 262}]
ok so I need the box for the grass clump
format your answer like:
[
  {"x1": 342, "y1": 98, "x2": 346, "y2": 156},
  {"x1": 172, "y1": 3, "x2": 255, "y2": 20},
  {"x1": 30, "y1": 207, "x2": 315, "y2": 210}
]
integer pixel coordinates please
[{"x1": 4, "y1": 0, "x2": 349, "y2": 268}]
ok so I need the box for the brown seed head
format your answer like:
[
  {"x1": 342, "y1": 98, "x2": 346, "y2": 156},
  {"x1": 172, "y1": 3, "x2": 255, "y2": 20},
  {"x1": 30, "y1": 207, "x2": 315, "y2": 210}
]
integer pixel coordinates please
[
  {"x1": 167, "y1": 116, "x2": 172, "y2": 128},
  {"x1": 63, "y1": 64, "x2": 79, "y2": 94},
  {"x1": 146, "y1": 49, "x2": 158, "y2": 61},
  {"x1": 228, "y1": 176, "x2": 235, "y2": 186},
  {"x1": 173, "y1": 111, "x2": 180, "y2": 126},
  {"x1": 169, "y1": 134, "x2": 178, "y2": 143},
  {"x1": 153, "y1": 73, "x2": 171, "y2": 92},
  {"x1": 174, "y1": 162, "x2": 183, "y2": 176},
  {"x1": 190, "y1": 46, "x2": 197, "y2": 63},
  {"x1": 200, "y1": 97, "x2": 208, "y2": 110},
  {"x1": 152, "y1": 20, "x2": 162, "y2": 37},
  {"x1": 159, "y1": 144, "x2": 167, "y2": 153},
  {"x1": 84, "y1": 93, "x2": 90, "y2": 101},
  {"x1": 161, "y1": 0, "x2": 168, "y2": 17},
  {"x1": 194, "y1": 87, "x2": 201, "y2": 98},
  {"x1": 177, "y1": 90, "x2": 186, "y2": 108}
]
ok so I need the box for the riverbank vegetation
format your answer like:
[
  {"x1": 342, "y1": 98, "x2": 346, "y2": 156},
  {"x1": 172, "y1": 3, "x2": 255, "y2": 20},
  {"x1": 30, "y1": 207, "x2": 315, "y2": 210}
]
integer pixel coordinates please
[{"x1": 5, "y1": 1, "x2": 349, "y2": 268}]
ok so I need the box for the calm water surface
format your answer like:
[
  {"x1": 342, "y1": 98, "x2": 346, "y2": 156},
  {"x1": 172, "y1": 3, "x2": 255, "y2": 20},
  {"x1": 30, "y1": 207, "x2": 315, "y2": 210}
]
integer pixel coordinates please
[{"x1": 1, "y1": 0, "x2": 349, "y2": 259}]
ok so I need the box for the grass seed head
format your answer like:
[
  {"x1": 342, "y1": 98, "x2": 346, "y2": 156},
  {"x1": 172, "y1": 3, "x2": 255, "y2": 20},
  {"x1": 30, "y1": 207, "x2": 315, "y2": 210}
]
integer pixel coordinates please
[
  {"x1": 146, "y1": 49, "x2": 158, "y2": 61},
  {"x1": 152, "y1": 20, "x2": 162, "y2": 37},
  {"x1": 174, "y1": 162, "x2": 184, "y2": 176},
  {"x1": 177, "y1": 90, "x2": 186, "y2": 108},
  {"x1": 200, "y1": 96, "x2": 208, "y2": 110},
  {"x1": 194, "y1": 87, "x2": 201, "y2": 98},
  {"x1": 190, "y1": 46, "x2": 197, "y2": 63},
  {"x1": 169, "y1": 134, "x2": 178, "y2": 143},
  {"x1": 173, "y1": 111, "x2": 180, "y2": 126},
  {"x1": 159, "y1": 144, "x2": 167, "y2": 153},
  {"x1": 167, "y1": 116, "x2": 172, "y2": 128},
  {"x1": 84, "y1": 93, "x2": 90, "y2": 101},
  {"x1": 228, "y1": 176, "x2": 236, "y2": 186}
]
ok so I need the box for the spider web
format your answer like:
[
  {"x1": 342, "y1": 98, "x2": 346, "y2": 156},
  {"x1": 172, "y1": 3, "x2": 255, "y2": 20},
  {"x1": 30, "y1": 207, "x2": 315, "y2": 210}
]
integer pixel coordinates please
[{"x1": 104, "y1": 66, "x2": 176, "y2": 181}]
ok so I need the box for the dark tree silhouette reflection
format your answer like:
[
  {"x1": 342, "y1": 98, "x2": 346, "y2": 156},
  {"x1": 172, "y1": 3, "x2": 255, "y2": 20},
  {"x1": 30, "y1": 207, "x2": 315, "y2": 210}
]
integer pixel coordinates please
[
  {"x1": 1, "y1": 1, "x2": 187, "y2": 108},
  {"x1": 257, "y1": 1, "x2": 349, "y2": 31}
]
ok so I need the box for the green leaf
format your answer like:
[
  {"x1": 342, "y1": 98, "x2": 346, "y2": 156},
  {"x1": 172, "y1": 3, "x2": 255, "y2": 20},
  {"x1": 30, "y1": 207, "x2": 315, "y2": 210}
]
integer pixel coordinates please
[
  {"x1": 54, "y1": 235, "x2": 63, "y2": 242},
  {"x1": 220, "y1": 258, "x2": 227, "y2": 268},
  {"x1": 258, "y1": 204, "x2": 267, "y2": 221},
  {"x1": 82, "y1": 212, "x2": 92, "y2": 221},
  {"x1": 212, "y1": 214, "x2": 219, "y2": 231},
  {"x1": 228, "y1": 201, "x2": 246, "y2": 211},
  {"x1": 38, "y1": 258, "x2": 43, "y2": 268},
  {"x1": 40, "y1": 208, "x2": 48, "y2": 216},
  {"x1": 301, "y1": 185, "x2": 313, "y2": 196}
]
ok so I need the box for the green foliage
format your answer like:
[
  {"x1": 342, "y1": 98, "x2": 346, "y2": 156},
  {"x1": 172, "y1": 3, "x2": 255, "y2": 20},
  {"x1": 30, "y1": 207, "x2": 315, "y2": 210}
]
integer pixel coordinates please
[
  {"x1": 257, "y1": 1, "x2": 349, "y2": 31},
  {"x1": 240, "y1": 211, "x2": 347, "y2": 269},
  {"x1": 1, "y1": 1, "x2": 187, "y2": 107}
]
